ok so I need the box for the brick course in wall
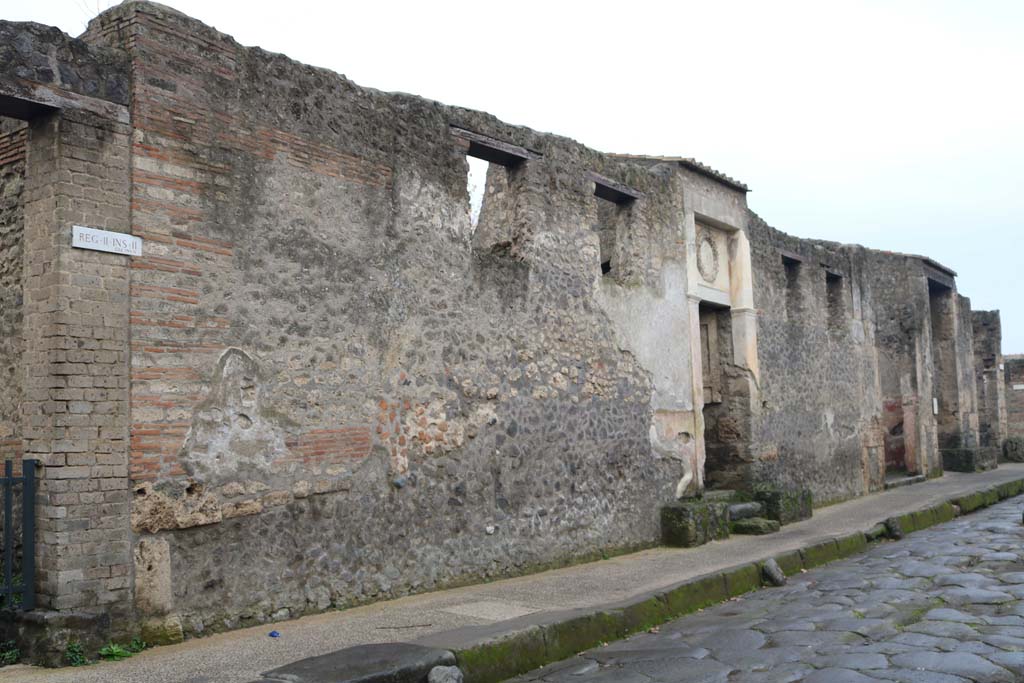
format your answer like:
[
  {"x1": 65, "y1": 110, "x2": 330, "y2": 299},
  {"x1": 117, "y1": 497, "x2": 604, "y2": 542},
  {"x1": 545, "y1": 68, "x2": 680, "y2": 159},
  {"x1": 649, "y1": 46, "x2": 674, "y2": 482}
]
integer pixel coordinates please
[{"x1": 20, "y1": 108, "x2": 133, "y2": 614}]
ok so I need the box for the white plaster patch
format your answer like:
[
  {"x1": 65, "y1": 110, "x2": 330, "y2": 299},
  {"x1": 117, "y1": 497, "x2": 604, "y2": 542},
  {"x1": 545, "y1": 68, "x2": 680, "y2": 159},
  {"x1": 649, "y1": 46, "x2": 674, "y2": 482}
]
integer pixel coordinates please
[{"x1": 440, "y1": 600, "x2": 539, "y2": 621}]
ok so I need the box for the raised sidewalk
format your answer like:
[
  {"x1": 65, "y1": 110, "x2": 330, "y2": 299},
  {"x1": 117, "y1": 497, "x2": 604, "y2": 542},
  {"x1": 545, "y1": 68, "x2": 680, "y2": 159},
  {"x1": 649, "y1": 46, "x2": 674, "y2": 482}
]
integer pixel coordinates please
[{"x1": 4, "y1": 464, "x2": 1024, "y2": 683}]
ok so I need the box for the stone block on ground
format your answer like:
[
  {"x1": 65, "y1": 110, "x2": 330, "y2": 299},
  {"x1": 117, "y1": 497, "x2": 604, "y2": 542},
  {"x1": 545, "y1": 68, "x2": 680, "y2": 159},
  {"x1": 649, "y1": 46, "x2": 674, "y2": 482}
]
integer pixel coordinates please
[
  {"x1": 730, "y1": 517, "x2": 780, "y2": 535},
  {"x1": 727, "y1": 501, "x2": 763, "y2": 521},
  {"x1": 1004, "y1": 437, "x2": 1024, "y2": 463},
  {"x1": 761, "y1": 558, "x2": 787, "y2": 586},
  {"x1": 429, "y1": 665, "x2": 464, "y2": 683},
  {"x1": 884, "y1": 516, "x2": 905, "y2": 539},
  {"x1": 140, "y1": 615, "x2": 184, "y2": 646},
  {"x1": 754, "y1": 487, "x2": 812, "y2": 525},
  {"x1": 661, "y1": 500, "x2": 730, "y2": 547},
  {"x1": 942, "y1": 447, "x2": 997, "y2": 473},
  {"x1": 704, "y1": 490, "x2": 737, "y2": 503},
  {"x1": 772, "y1": 550, "x2": 805, "y2": 576}
]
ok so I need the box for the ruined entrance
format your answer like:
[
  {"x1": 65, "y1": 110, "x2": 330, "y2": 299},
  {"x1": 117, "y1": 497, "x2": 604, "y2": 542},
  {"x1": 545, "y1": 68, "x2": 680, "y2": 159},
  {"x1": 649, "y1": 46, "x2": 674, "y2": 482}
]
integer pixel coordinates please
[
  {"x1": 929, "y1": 278, "x2": 961, "y2": 451},
  {"x1": 699, "y1": 302, "x2": 751, "y2": 491},
  {"x1": 882, "y1": 398, "x2": 909, "y2": 473}
]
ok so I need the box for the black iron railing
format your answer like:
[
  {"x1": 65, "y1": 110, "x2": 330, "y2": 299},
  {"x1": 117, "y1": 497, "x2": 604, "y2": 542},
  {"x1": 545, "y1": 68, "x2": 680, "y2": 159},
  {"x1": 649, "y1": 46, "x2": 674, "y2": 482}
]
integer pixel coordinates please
[{"x1": 1, "y1": 459, "x2": 35, "y2": 611}]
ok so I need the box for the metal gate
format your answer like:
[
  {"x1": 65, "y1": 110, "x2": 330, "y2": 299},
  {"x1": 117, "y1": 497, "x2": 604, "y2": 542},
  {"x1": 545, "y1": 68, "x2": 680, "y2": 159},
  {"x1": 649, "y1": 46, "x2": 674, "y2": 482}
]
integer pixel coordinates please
[{"x1": 1, "y1": 459, "x2": 35, "y2": 611}]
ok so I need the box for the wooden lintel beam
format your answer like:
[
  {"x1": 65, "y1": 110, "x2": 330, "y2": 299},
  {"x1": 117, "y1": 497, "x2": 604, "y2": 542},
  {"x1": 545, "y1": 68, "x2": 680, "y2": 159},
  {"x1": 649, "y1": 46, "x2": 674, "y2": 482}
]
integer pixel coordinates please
[
  {"x1": 450, "y1": 126, "x2": 539, "y2": 167},
  {"x1": 780, "y1": 249, "x2": 804, "y2": 264},
  {"x1": 923, "y1": 263, "x2": 955, "y2": 290},
  {"x1": 588, "y1": 171, "x2": 641, "y2": 204}
]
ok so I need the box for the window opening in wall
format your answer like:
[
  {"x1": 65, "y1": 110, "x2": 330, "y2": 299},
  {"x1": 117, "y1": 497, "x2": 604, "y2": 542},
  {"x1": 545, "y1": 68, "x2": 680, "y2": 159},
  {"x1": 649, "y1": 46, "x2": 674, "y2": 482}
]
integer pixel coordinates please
[
  {"x1": 466, "y1": 156, "x2": 489, "y2": 228},
  {"x1": 589, "y1": 171, "x2": 639, "y2": 279},
  {"x1": 450, "y1": 125, "x2": 539, "y2": 234},
  {"x1": 782, "y1": 252, "x2": 802, "y2": 319},
  {"x1": 595, "y1": 199, "x2": 620, "y2": 277},
  {"x1": 826, "y1": 271, "x2": 844, "y2": 331}
]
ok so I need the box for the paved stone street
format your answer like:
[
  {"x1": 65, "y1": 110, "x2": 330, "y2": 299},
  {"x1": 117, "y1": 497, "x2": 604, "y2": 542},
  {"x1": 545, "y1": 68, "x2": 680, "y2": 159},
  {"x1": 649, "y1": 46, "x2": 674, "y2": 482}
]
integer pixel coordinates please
[{"x1": 509, "y1": 498, "x2": 1024, "y2": 683}]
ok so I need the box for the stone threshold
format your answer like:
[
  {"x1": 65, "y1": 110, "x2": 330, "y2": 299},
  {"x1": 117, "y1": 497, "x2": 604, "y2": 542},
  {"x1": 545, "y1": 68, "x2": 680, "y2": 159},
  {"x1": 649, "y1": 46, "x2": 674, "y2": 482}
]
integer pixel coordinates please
[{"x1": 883, "y1": 473, "x2": 927, "y2": 490}]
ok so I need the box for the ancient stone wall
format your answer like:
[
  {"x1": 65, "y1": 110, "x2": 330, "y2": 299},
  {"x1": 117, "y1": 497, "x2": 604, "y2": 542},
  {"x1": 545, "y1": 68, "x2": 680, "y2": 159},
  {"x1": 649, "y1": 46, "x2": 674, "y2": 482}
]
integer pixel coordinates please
[
  {"x1": 955, "y1": 295, "x2": 982, "y2": 451},
  {"x1": 1005, "y1": 356, "x2": 1024, "y2": 444},
  {"x1": 0, "y1": 1, "x2": 1006, "y2": 652},
  {"x1": 746, "y1": 216, "x2": 886, "y2": 504},
  {"x1": 972, "y1": 311, "x2": 1007, "y2": 453},
  {"x1": 0, "y1": 117, "x2": 25, "y2": 463},
  {"x1": 866, "y1": 252, "x2": 949, "y2": 477},
  {"x1": 745, "y1": 219, "x2": 991, "y2": 499},
  {"x1": 83, "y1": 2, "x2": 684, "y2": 635},
  {"x1": 0, "y1": 17, "x2": 133, "y2": 632}
]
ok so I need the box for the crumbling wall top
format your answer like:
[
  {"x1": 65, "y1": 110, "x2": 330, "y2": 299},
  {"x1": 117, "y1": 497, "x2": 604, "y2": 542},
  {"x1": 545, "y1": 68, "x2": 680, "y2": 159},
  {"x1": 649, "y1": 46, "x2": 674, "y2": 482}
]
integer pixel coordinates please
[{"x1": 0, "y1": 19, "x2": 129, "y2": 115}]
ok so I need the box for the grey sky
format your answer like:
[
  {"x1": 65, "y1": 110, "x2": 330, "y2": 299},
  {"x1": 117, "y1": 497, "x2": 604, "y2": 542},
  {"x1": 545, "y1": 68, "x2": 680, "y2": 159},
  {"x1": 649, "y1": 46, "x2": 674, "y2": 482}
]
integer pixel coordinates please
[{"x1": 8, "y1": 0, "x2": 1023, "y2": 351}]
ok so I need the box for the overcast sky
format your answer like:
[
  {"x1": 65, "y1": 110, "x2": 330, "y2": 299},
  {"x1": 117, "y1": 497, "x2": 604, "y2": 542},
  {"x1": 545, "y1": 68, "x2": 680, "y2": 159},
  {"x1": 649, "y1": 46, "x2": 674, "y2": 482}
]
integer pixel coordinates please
[{"x1": 7, "y1": 0, "x2": 1023, "y2": 351}]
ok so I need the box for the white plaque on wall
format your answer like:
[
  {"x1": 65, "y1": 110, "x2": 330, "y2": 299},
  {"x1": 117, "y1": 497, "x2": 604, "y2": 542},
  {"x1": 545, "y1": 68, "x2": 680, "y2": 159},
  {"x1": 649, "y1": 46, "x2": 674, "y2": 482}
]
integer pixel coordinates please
[{"x1": 72, "y1": 225, "x2": 142, "y2": 257}]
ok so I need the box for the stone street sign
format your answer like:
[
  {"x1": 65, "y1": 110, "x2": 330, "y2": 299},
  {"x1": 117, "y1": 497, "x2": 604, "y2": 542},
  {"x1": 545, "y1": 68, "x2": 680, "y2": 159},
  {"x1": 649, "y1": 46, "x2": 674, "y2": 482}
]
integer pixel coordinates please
[{"x1": 72, "y1": 225, "x2": 142, "y2": 256}]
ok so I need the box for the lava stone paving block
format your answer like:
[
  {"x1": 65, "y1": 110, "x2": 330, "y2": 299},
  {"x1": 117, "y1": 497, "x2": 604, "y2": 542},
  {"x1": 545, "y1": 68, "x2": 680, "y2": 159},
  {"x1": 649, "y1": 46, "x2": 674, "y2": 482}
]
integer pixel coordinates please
[
  {"x1": 754, "y1": 488, "x2": 812, "y2": 525},
  {"x1": 661, "y1": 500, "x2": 730, "y2": 547}
]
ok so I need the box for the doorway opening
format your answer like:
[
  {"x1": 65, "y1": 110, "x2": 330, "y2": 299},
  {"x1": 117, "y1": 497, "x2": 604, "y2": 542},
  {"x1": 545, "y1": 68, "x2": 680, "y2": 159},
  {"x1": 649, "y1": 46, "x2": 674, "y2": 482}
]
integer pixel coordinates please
[
  {"x1": 700, "y1": 302, "x2": 751, "y2": 491},
  {"x1": 929, "y1": 280, "x2": 960, "y2": 451}
]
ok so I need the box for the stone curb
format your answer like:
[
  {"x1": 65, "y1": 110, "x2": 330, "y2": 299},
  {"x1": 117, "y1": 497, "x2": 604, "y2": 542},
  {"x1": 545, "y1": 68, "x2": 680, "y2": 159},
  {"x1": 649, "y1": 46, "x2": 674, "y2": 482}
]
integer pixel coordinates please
[{"x1": 445, "y1": 477, "x2": 1024, "y2": 683}]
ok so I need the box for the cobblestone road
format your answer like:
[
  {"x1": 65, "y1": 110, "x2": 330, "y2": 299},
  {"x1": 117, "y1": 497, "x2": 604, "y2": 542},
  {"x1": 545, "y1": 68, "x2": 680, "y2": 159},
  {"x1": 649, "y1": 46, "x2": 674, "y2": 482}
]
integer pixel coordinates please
[{"x1": 508, "y1": 498, "x2": 1024, "y2": 683}]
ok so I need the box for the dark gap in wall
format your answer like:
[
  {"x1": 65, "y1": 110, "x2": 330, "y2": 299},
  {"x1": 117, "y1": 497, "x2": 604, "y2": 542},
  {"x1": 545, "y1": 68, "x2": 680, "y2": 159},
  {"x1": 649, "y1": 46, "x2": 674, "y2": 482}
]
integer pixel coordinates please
[
  {"x1": 783, "y1": 255, "x2": 801, "y2": 320},
  {"x1": 929, "y1": 279, "x2": 961, "y2": 451},
  {"x1": 593, "y1": 193, "x2": 630, "y2": 278},
  {"x1": 826, "y1": 271, "x2": 844, "y2": 332},
  {"x1": 700, "y1": 302, "x2": 752, "y2": 492}
]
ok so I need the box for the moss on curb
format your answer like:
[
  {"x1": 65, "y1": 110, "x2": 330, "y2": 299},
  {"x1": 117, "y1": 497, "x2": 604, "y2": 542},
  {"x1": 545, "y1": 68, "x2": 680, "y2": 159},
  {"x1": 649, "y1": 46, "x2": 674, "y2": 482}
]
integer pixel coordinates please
[
  {"x1": 801, "y1": 540, "x2": 840, "y2": 568},
  {"x1": 455, "y1": 626, "x2": 547, "y2": 683},
  {"x1": 724, "y1": 564, "x2": 762, "y2": 597},
  {"x1": 930, "y1": 502, "x2": 956, "y2": 524},
  {"x1": 543, "y1": 611, "x2": 624, "y2": 663},
  {"x1": 835, "y1": 532, "x2": 868, "y2": 558},
  {"x1": 659, "y1": 573, "x2": 728, "y2": 616},
  {"x1": 953, "y1": 489, "x2": 999, "y2": 514},
  {"x1": 621, "y1": 597, "x2": 670, "y2": 633},
  {"x1": 454, "y1": 477, "x2": 1024, "y2": 683},
  {"x1": 772, "y1": 550, "x2": 805, "y2": 576},
  {"x1": 996, "y1": 479, "x2": 1024, "y2": 499},
  {"x1": 896, "y1": 511, "x2": 919, "y2": 534}
]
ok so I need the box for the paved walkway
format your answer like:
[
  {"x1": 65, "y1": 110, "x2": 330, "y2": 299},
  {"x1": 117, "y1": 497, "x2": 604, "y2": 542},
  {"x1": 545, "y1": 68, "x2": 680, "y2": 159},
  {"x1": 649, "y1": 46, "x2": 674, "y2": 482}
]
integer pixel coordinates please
[
  {"x1": 509, "y1": 496, "x2": 1024, "y2": 683},
  {"x1": 3, "y1": 465, "x2": 1024, "y2": 683}
]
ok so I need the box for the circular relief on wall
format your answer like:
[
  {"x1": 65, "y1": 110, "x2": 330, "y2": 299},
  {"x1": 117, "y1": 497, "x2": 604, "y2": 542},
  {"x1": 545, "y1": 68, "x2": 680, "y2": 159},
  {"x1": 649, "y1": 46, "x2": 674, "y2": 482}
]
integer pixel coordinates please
[{"x1": 696, "y1": 232, "x2": 720, "y2": 283}]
